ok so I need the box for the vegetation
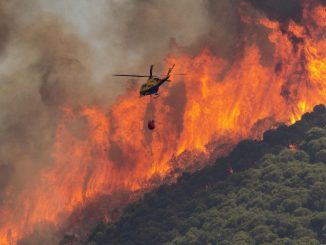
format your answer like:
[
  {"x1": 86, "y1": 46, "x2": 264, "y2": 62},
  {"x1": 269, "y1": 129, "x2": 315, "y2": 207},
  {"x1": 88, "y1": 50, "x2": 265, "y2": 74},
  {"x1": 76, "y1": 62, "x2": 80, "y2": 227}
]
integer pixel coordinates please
[{"x1": 86, "y1": 105, "x2": 326, "y2": 245}]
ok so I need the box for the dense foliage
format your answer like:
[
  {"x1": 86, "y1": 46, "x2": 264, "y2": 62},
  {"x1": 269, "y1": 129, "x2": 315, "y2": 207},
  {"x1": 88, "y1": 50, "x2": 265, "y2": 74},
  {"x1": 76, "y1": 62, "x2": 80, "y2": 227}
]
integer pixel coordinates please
[{"x1": 86, "y1": 105, "x2": 326, "y2": 245}]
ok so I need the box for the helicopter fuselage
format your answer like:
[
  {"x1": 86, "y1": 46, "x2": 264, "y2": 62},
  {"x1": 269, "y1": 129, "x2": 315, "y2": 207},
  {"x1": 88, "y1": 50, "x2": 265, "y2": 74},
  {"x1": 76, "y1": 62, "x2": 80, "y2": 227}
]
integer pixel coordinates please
[
  {"x1": 139, "y1": 76, "x2": 169, "y2": 97},
  {"x1": 114, "y1": 64, "x2": 176, "y2": 97}
]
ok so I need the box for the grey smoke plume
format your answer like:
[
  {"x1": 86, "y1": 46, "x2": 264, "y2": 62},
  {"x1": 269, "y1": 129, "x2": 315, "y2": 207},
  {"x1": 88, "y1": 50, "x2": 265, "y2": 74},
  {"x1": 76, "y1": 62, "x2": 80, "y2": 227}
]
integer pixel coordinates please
[{"x1": 0, "y1": 2, "x2": 95, "y2": 196}]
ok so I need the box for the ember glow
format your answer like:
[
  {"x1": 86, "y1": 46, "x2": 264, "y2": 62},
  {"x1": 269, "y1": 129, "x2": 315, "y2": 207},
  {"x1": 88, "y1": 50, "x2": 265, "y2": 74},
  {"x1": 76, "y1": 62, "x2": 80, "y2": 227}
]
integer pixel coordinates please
[{"x1": 0, "y1": 1, "x2": 326, "y2": 244}]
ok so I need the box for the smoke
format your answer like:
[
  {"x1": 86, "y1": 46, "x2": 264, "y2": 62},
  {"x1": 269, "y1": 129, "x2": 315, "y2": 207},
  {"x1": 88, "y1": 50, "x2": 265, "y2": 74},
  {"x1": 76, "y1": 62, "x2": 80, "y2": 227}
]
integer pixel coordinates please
[
  {"x1": 0, "y1": 0, "x2": 245, "y2": 193},
  {"x1": 0, "y1": 1, "x2": 243, "y2": 243},
  {"x1": 248, "y1": 0, "x2": 326, "y2": 23},
  {"x1": 0, "y1": 2, "x2": 93, "y2": 195},
  {"x1": 102, "y1": 0, "x2": 208, "y2": 67},
  {"x1": 248, "y1": 0, "x2": 303, "y2": 22}
]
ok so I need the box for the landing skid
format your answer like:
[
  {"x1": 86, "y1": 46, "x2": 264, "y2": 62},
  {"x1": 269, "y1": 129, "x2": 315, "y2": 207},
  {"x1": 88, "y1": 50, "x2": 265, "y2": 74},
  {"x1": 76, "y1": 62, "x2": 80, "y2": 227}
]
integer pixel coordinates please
[{"x1": 151, "y1": 93, "x2": 160, "y2": 99}]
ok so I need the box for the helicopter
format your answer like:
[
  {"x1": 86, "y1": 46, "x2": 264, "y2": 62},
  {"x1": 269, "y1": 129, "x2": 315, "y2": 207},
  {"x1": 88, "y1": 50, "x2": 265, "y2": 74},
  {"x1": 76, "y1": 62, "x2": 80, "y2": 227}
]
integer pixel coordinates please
[
  {"x1": 114, "y1": 64, "x2": 185, "y2": 130},
  {"x1": 114, "y1": 64, "x2": 184, "y2": 97}
]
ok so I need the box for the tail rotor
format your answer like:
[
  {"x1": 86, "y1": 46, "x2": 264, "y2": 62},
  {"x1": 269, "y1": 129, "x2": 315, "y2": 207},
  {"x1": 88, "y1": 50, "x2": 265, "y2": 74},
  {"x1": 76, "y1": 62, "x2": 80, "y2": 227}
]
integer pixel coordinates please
[
  {"x1": 149, "y1": 65, "x2": 154, "y2": 78},
  {"x1": 167, "y1": 64, "x2": 175, "y2": 76}
]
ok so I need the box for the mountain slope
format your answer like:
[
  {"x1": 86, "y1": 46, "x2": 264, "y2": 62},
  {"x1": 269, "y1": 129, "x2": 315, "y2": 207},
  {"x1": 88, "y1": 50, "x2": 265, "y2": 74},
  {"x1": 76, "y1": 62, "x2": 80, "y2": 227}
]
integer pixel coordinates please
[{"x1": 86, "y1": 105, "x2": 326, "y2": 245}]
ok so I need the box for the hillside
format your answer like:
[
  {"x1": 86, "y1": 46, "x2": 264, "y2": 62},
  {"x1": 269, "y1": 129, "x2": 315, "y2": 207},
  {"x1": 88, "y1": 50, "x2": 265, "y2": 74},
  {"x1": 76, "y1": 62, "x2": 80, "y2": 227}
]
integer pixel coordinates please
[{"x1": 86, "y1": 105, "x2": 326, "y2": 245}]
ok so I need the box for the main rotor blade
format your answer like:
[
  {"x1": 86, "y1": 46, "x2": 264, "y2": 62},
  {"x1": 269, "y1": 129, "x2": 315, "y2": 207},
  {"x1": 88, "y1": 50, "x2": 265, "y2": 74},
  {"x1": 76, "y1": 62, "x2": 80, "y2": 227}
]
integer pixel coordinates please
[
  {"x1": 113, "y1": 74, "x2": 157, "y2": 78},
  {"x1": 158, "y1": 74, "x2": 186, "y2": 76},
  {"x1": 113, "y1": 73, "x2": 186, "y2": 78}
]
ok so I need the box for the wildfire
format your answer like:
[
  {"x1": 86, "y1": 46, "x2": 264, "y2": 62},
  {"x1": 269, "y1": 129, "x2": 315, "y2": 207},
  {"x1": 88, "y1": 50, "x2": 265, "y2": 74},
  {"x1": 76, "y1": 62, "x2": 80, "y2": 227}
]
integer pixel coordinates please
[{"x1": 0, "y1": 1, "x2": 326, "y2": 244}]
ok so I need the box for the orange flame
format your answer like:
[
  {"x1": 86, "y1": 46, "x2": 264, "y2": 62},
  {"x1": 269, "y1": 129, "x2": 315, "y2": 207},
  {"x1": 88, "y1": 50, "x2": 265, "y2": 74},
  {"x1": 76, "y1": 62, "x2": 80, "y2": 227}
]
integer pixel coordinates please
[{"x1": 0, "y1": 2, "x2": 326, "y2": 244}]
